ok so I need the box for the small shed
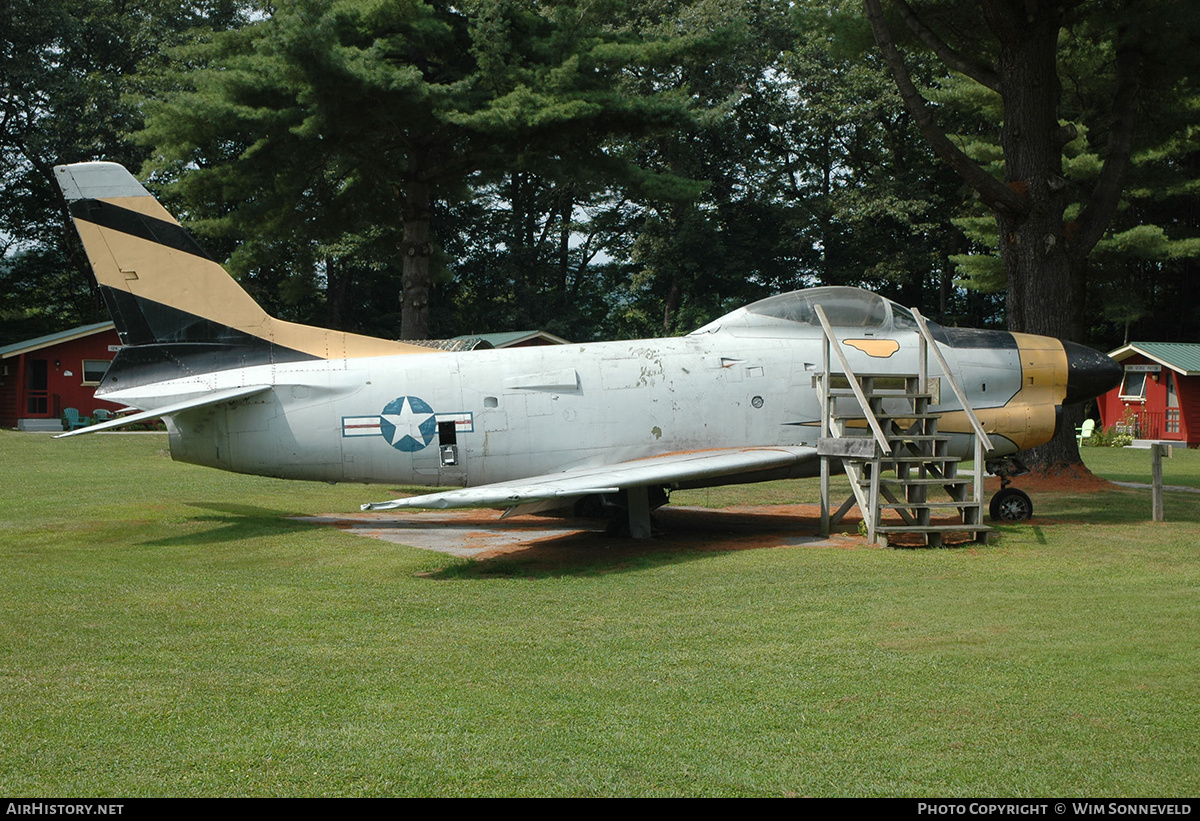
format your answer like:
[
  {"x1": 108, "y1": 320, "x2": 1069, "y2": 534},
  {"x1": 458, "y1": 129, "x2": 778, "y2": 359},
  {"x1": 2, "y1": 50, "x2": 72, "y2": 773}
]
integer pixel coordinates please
[
  {"x1": 0, "y1": 322, "x2": 124, "y2": 431},
  {"x1": 454, "y1": 330, "x2": 570, "y2": 349},
  {"x1": 1099, "y1": 342, "x2": 1200, "y2": 446}
]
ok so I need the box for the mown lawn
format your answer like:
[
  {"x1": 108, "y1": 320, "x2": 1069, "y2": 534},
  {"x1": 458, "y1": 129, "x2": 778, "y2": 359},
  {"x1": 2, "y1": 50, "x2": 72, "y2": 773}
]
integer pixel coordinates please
[
  {"x1": 1, "y1": 432, "x2": 1197, "y2": 796},
  {"x1": 1078, "y1": 444, "x2": 1200, "y2": 489}
]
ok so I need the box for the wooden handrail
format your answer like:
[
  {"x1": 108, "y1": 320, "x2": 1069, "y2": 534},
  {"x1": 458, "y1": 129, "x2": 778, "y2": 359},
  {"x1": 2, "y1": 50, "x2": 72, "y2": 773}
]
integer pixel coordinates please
[
  {"x1": 814, "y1": 305, "x2": 891, "y2": 454},
  {"x1": 910, "y1": 308, "x2": 995, "y2": 453}
]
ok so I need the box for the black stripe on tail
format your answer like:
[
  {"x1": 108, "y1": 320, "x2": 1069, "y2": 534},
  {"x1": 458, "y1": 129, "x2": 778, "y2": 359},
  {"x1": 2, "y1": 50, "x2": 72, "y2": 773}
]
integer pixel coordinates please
[{"x1": 70, "y1": 199, "x2": 212, "y2": 261}]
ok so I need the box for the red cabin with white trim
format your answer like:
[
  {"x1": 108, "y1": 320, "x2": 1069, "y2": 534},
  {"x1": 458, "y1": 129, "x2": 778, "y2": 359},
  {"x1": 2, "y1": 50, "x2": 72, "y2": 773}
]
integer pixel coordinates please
[
  {"x1": 1098, "y1": 342, "x2": 1200, "y2": 446},
  {"x1": 0, "y1": 323, "x2": 125, "y2": 431}
]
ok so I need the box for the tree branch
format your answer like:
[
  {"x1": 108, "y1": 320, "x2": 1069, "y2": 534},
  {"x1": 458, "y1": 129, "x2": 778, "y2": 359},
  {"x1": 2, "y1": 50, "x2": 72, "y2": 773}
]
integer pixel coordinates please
[
  {"x1": 1070, "y1": 37, "x2": 1141, "y2": 258},
  {"x1": 863, "y1": 0, "x2": 1029, "y2": 218},
  {"x1": 892, "y1": 0, "x2": 1000, "y2": 92}
]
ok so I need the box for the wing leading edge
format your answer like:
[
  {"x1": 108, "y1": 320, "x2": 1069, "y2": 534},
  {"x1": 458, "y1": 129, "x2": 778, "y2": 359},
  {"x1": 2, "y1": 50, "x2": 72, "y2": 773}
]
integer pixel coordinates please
[{"x1": 361, "y1": 445, "x2": 819, "y2": 513}]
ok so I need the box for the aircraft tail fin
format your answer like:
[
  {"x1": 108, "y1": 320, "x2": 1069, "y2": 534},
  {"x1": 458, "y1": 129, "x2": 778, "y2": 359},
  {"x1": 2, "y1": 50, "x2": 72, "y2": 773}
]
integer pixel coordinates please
[{"x1": 55, "y1": 162, "x2": 425, "y2": 369}]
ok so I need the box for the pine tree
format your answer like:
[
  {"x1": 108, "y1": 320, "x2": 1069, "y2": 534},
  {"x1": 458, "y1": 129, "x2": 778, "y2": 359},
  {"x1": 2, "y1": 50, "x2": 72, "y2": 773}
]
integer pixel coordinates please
[
  {"x1": 862, "y1": 0, "x2": 1200, "y2": 470},
  {"x1": 138, "y1": 0, "x2": 711, "y2": 339}
]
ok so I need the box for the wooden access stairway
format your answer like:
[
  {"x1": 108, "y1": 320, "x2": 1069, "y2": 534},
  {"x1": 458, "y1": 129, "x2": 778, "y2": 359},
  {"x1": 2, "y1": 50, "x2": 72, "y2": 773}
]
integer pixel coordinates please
[{"x1": 814, "y1": 305, "x2": 996, "y2": 547}]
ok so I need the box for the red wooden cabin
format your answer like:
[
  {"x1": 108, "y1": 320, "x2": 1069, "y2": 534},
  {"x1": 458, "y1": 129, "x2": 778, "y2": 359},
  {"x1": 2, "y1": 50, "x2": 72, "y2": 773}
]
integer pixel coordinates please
[
  {"x1": 1, "y1": 322, "x2": 124, "y2": 431},
  {"x1": 1098, "y1": 342, "x2": 1200, "y2": 446}
]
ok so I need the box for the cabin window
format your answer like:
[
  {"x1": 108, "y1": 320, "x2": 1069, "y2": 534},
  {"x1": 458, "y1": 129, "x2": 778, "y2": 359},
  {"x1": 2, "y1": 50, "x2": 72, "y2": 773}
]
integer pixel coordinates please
[
  {"x1": 1165, "y1": 372, "x2": 1181, "y2": 433},
  {"x1": 81, "y1": 359, "x2": 111, "y2": 386},
  {"x1": 1118, "y1": 371, "x2": 1148, "y2": 401}
]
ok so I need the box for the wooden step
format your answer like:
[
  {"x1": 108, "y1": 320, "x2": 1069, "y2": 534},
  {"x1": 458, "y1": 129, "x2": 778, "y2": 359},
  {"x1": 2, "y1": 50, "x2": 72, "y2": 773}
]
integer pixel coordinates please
[
  {"x1": 863, "y1": 477, "x2": 971, "y2": 487},
  {"x1": 820, "y1": 368, "x2": 989, "y2": 547},
  {"x1": 879, "y1": 501, "x2": 982, "y2": 510},
  {"x1": 829, "y1": 388, "x2": 933, "y2": 400},
  {"x1": 874, "y1": 526, "x2": 997, "y2": 548},
  {"x1": 826, "y1": 373, "x2": 919, "y2": 382},
  {"x1": 876, "y1": 524, "x2": 993, "y2": 534},
  {"x1": 822, "y1": 433, "x2": 948, "y2": 443},
  {"x1": 835, "y1": 412, "x2": 940, "y2": 421}
]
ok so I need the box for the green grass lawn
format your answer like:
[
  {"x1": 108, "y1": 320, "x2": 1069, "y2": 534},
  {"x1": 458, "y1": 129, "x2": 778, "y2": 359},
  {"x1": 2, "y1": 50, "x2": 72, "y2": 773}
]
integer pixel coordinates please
[
  {"x1": 1079, "y1": 444, "x2": 1200, "y2": 488},
  {"x1": 1, "y1": 431, "x2": 1197, "y2": 796}
]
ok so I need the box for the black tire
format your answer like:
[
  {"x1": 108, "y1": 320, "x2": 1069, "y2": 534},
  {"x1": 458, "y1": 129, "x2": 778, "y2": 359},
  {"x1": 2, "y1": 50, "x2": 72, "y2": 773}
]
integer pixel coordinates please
[{"x1": 989, "y1": 487, "x2": 1033, "y2": 521}]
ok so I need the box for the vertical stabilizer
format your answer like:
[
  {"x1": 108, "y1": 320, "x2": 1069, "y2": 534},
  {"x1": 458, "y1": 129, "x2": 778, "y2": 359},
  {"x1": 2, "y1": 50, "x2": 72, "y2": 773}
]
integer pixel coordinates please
[{"x1": 55, "y1": 162, "x2": 426, "y2": 364}]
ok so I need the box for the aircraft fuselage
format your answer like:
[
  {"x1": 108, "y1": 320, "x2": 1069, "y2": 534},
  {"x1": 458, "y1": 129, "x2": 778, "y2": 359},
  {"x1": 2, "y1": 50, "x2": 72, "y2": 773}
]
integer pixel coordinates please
[
  {"x1": 54, "y1": 161, "x2": 1122, "y2": 520},
  {"x1": 100, "y1": 324, "x2": 1052, "y2": 491}
]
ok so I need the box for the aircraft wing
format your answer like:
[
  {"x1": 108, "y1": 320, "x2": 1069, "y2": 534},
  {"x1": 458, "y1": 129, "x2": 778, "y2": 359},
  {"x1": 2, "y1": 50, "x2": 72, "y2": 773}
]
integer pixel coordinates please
[
  {"x1": 361, "y1": 445, "x2": 818, "y2": 512},
  {"x1": 54, "y1": 385, "x2": 273, "y2": 438}
]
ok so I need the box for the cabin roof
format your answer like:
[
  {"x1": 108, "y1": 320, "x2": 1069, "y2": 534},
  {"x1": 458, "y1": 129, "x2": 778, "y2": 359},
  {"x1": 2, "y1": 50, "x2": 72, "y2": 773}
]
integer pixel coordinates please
[
  {"x1": 1108, "y1": 342, "x2": 1200, "y2": 377},
  {"x1": 455, "y1": 330, "x2": 570, "y2": 347},
  {"x1": 0, "y1": 322, "x2": 116, "y2": 359}
]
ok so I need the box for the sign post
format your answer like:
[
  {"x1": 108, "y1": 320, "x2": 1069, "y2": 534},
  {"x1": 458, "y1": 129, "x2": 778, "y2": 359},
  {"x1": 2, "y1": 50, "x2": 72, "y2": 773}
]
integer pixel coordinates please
[{"x1": 1151, "y1": 443, "x2": 1172, "y2": 522}]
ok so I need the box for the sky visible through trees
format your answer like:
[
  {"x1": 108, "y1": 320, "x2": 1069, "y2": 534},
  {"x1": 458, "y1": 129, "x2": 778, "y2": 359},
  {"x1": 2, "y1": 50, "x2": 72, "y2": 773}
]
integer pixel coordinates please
[{"x1": 2, "y1": 0, "x2": 1197, "y2": 356}]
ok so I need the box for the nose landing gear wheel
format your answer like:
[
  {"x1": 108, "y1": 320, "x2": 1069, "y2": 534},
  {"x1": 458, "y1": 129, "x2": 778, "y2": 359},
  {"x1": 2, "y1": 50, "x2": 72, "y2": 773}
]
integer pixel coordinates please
[{"x1": 989, "y1": 487, "x2": 1033, "y2": 521}]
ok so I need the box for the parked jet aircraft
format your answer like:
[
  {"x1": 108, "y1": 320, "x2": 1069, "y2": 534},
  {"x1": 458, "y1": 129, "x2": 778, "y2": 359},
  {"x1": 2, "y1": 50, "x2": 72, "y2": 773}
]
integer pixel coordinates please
[{"x1": 55, "y1": 161, "x2": 1121, "y2": 537}]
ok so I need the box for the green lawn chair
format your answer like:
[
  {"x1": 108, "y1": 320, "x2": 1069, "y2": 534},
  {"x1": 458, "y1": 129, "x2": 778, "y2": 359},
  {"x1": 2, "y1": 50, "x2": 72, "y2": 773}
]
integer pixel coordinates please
[
  {"x1": 62, "y1": 408, "x2": 92, "y2": 430},
  {"x1": 92, "y1": 409, "x2": 113, "y2": 423},
  {"x1": 1076, "y1": 417, "x2": 1096, "y2": 446}
]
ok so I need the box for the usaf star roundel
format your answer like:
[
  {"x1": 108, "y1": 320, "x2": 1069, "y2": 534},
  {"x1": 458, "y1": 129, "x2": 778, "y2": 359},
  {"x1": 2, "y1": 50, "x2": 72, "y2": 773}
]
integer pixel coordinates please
[{"x1": 378, "y1": 396, "x2": 437, "y2": 452}]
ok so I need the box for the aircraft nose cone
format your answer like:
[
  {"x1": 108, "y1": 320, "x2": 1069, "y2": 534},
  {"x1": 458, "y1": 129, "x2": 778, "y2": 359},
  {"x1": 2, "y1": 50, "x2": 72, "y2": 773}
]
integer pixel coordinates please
[{"x1": 1063, "y1": 341, "x2": 1122, "y2": 404}]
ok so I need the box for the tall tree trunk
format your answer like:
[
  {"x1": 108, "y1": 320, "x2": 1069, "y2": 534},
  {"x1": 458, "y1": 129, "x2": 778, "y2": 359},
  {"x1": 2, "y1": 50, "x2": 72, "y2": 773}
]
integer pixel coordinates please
[
  {"x1": 400, "y1": 176, "x2": 432, "y2": 340},
  {"x1": 865, "y1": 0, "x2": 1141, "y2": 472},
  {"x1": 987, "y1": 2, "x2": 1087, "y2": 471},
  {"x1": 325, "y1": 257, "x2": 350, "y2": 331},
  {"x1": 990, "y1": 2, "x2": 1078, "y2": 340}
]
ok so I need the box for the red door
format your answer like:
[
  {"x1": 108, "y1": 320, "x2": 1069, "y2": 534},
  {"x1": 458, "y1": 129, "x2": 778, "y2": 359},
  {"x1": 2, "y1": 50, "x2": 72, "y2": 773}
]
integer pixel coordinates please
[{"x1": 25, "y1": 358, "x2": 50, "y2": 416}]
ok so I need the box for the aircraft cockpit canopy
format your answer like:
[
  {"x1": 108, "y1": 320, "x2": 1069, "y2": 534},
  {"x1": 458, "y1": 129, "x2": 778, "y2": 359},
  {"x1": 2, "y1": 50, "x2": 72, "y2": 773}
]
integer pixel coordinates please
[{"x1": 693, "y1": 286, "x2": 918, "y2": 336}]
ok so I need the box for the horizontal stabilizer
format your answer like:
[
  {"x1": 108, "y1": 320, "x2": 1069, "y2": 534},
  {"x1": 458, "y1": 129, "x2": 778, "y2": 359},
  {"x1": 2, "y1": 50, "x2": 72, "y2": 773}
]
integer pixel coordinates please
[
  {"x1": 361, "y1": 445, "x2": 818, "y2": 512},
  {"x1": 54, "y1": 385, "x2": 272, "y2": 438}
]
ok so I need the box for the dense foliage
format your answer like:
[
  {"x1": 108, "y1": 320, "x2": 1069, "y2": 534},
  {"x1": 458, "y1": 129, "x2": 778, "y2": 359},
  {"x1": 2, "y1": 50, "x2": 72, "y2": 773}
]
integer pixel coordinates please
[
  {"x1": 0, "y1": 0, "x2": 249, "y2": 341},
  {"x1": 3, "y1": 0, "x2": 1197, "y2": 355},
  {"x1": 861, "y1": 0, "x2": 1200, "y2": 468}
]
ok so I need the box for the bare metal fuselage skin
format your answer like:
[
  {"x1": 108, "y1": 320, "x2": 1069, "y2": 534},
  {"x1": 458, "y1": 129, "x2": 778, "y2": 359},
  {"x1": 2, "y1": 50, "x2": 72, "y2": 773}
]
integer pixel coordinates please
[{"x1": 99, "y1": 314, "x2": 1054, "y2": 490}]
